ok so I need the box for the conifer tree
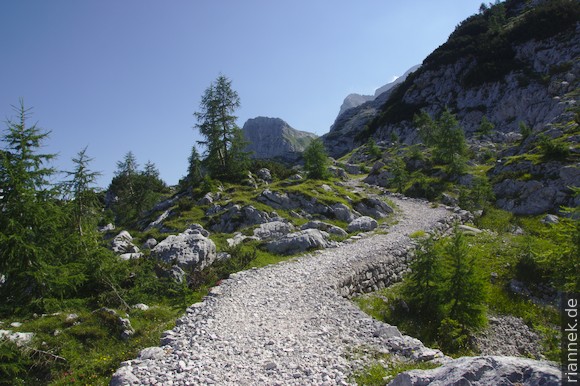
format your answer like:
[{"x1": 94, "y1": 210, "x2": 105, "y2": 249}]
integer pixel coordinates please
[
  {"x1": 194, "y1": 75, "x2": 250, "y2": 181},
  {"x1": 303, "y1": 138, "x2": 330, "y2": 180},
  {"x1": 62, "y1": 146, "x2": 101, "y2": 237},
  {"x1": 0, "y1": 101, "x2": 59, "y2": 305},
  {"x1": 186, "y1": 145, "x2": 203, "y2": 185},
  {"x1": 404, "y1": 235, "x2": 442, "y2": 324},
  {"x1": 440, "y1": 228, "x2": 488, "y2": 332},
  {"x1": 414, "y1": 109, "x2": 467, "y2": 175}
]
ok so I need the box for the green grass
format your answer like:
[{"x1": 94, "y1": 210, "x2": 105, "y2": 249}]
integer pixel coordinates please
[
  {"x1": 4, "y1": 304, "x2": 184, "y2": 385},
  {"x1": 350, "y1": 352, "x2": 439, "y2": 386}
]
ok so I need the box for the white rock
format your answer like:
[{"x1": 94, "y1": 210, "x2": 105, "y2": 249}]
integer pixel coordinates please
[
  {"x1": 347, "y1": 216, "x2": 378, "y2": 233},
  {"x1": 387, "y1": 356, "x2": 561, "y2": 386}
]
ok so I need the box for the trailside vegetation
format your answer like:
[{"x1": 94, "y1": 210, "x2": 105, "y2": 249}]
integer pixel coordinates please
[{"x1": 194, "y1": 74, "x2": 251, "y2": 182}]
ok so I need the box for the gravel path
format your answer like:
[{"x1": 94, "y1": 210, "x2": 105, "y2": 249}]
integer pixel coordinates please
[{"x1": 112, "y1": 196, "x2": 459, "y2": 386}]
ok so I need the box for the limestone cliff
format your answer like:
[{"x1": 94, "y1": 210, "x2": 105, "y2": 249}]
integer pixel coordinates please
[
  {"x1": 242, "y1": 117, "x2": 318, "y2": 161},
  {"x1": 323, "y1": 0, "x2": 580, "y2": 214}
]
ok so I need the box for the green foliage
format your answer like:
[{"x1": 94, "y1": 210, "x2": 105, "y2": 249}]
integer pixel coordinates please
[
  {"x1": 404, "y1": 172, "x2": 444, "y2": 201},
  {"x1": 440, "y1": 230, "x2": 488, "y2": 334},
  {"x1": 458, "y1": 175, "x2": 495, "y2": 211},
  {"x1": 106, "y1": 152, "x2": 168, "y2": 226},
  {"x1": 0, "y1": 101, "x2": 62, "y2": 309},
  {"x1": 366, "y1": 138, "x2": 383, "y2": 159},
  {"x1": 414, "y1": 109, "x2": 468, "y2": 175},
  {"x1": 537, "y1": 135, "x2": 570, "y2": 161},
  {"x1": 403, "y1": 235, "x2": 442, "y2": 325},
  {"x1": 476, "y1": 116, "x2": 495, "y2": 138},
  {"x1": 389, "y1": 156, "x2": 409, "y2": 193},
  {"x1": 351, "y1": 353, "x2": 439, "y2": 386},
  {"x1": 180, "y1": 145, "x2": 203, "y2": 191},
  {"x1": 303, "y1": 138, "x2": 330, "y2": 180},
  {"x1": 250, "y1": 159, "x2": 294, "y2": 181},
  {"x1": 519, "y1": 121, "x2": 532, "y2": 141},
  {"x1": 194, "y1": 75, "x2": 251, "y2": 182},
  {"x1": 381, "y1": 229, "x2": 488, "y2": 354},
  {"x1": 508, "y1": 0, "x2": 580, "y2": 43}
]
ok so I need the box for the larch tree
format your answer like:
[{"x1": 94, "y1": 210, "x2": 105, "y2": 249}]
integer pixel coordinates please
[
  {"x1": 62, "y1": 146, "x2": 101, "y2": 238},
  {"x1": 0, "y1": 100, "x2": 59, "y2": 304},
  {"x1": 194, "y1": 75, "x2": 250, "y2": 181},
  {"x1": 303, "y1": 138, "x2": 330, "y2": 180}
]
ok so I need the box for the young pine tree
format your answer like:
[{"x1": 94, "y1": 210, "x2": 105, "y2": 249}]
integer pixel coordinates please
[
  {"x1": 404, "y1": 235, "x2": 443, "y2": 326},
  {"x1": 303, "y1": 138, "x2": 330, "y2": 180},
  {"x1": 414, "y1": 109, "x2": 467, "y2": 175},
  {"x1": 0, "y1": 101, "x2": 60, "y2": 307},
  {"x1": 440, "y1": 228, "x2": 488, "y2": 333},
  {"x1": 62, "y1": 146, "x2": 102, "y2": 238}
]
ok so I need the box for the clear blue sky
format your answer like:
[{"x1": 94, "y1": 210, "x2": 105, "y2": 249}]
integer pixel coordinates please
[{"x1": 0, "y1": 1, "x2": 484, "y2": 187}]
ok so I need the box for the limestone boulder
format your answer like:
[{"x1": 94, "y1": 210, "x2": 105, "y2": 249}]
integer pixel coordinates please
[
  {"x1": 253, "y1": 221, "x2": 295, "y2": 241},
  {"x1": 266, "y1": 229, "x2": 330, "y2": 255},
  {"x1": 387, "y1": 356, "x2": 561, "y2": 386},
  {"x1": 151, "y1": 227, "x2": 217, "y2": 270},
  {"x1": 329, "y1": 203, "x2": 358, "y2": 223},
  {"x1": 354, "y1": 197, "x2": 393, "y2": 219},
  {"x1": 209, "y1": 204, "x2": 272, "y2": 233},
  {"x1": 256, "y1": 168, "x2": 273, "y2": 182},
  {"x1": 347, "y1": 216, "x2": 378, "y2": 233},
  {"x1": 111, "y1": 231, "x2": 140, "y2": 255},
  {"x1": 300, "y1": 220, "x2": 347, "y2": 237}
]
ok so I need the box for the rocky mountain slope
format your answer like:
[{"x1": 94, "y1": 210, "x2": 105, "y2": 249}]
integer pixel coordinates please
[
  {"x1": 324, "y1": 0, "x2": 580, "y2": 214},
  {"x1": 242, "y1": 116, "x2": 318, "y2": 161},
  {"x1": 337, "y1": 65, "x2": 421, "y2": 117}
]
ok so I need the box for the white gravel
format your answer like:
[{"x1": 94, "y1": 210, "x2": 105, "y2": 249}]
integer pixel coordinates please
[{"x1": 111, "y1": 196, "x2": 458, "y2": 385}]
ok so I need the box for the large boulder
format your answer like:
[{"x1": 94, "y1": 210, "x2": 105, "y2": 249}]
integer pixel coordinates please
[
  {"x1": 151, "y1": 226, "x2": 217, "y2": 270},
  {"x1": 266, "y1": 229, "x2": 330, "y2": 255},
  {"x1": 111, "y1": 231, "x2": 140, "y2": 255},
  {"x1": 209, "y1": 204, "x2": 273, "y2": 233},
  {"x1": 329, "y1": 203, "x2": 359, "y2": 223},
  {"x1": 347, "y1": 216, "x2": 378, "y2": 233},
  {"x1": 253, "y1": 221, "x2": 295, "y2": 241},
  {"x1": 300, "y1": 220, "x2": 348, "y2": 237},
  {"x1": 387, "y1": 356, "x2": 561, "y2": 386},
  {"x1": 354, "y1": 197, "x2": 394, "y2": 219}
]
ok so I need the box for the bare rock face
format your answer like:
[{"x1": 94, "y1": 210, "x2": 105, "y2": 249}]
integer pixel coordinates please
[
  {"x1": 253, "y1": 221, "x2": 295, "y2": 241},
  {"x1": 388, "y1": 356, "x2": 561, "y2": 386},
  {"x1": 347, "y1": 216, "x2": 378, "y2": 233},
  {"x1": 151, "y1": 226, "x2": 217, "y2": 270},
  {"x1": 242, "y1": 117, "x2": 317, "y2": 161},
  {"x1": 266, "y1": 229, "x2": 331, "y2": 255}
]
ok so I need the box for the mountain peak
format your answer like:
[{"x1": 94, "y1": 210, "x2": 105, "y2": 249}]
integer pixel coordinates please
[{"x1": 242, "y1": 117, "x2": 318, "y2": 161}]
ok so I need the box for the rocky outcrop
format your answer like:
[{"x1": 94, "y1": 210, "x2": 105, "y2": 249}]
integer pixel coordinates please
[
  {"x1": 325, "y1": 65, "x2": 420, "y2": 157},
  {"x1": 474, "y1": 316, "x2": 542, "y2": 359},
  {"x1": 242, "y1": 117, "x2": 318, "y2": 161},
  {"x1": 253, "y1": 221, "x2": 295, "y2": 241},
  {"x1": 110, "y1": 231, "x2": 143, "y2": 260},
  {"x1": 388, "y1": 356, "x2": 561, "y2": 386},
  {"x1": 151, "y1": 225, "x2": 217, "y2": 270},
  {"x1": 208, "y1": 204, "x2": 277, "y2": 234},
  {"x1": 266, "y1": 229, "x2": 331, "y2": 255},
  {"x1": 300, "y1": 220, "x2": 348, "y2": 237},
  {"x1": 347, "y1": 216, "x2": 378, "y2": 233},
  {"x1": 337, "y1": 65, "x2": 421, "y2": 117},
  {"x1": 491, "y1": 160, "x2": 580, "y2": 215}
]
